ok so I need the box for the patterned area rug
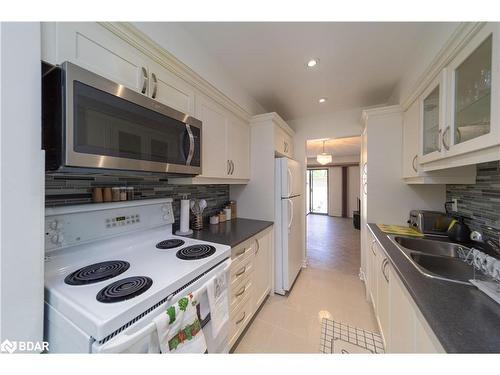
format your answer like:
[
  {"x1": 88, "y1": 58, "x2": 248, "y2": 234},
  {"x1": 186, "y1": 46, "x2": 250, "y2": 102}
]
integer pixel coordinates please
[{"x1": 320, "y1": 318, "x2": 385, "y2": 354}]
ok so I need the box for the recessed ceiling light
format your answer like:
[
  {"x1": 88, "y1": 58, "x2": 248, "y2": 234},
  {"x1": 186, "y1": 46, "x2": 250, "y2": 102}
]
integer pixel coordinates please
[
  {"x1": 318, "y1": 97, "x2": 327, "y2": 103},
  {"x1": 306, "y1": 58, "x2": 319, "y2": 68}
]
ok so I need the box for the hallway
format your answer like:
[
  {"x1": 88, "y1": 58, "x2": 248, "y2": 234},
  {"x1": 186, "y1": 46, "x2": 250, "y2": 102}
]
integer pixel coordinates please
[{"x1": 234, "y1": 214, "x2": 378, "y2": 353}]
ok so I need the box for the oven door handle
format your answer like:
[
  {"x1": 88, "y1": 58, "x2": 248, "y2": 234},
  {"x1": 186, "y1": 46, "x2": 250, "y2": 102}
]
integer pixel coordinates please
[{"x1": 185, "y1": 124, "x2": 195, "y2": 166}]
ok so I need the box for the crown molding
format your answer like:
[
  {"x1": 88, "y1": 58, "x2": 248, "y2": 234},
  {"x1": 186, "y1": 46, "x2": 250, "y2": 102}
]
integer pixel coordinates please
[
  {"x1": 99, "y1": 22, "x2": 252, "y2": 122},
  {"x1": 401, "y1": 22, "x2": 486, "y2": 110},
  {"x1": 250, "y1": 112, "x2": 295, "y2": 135},
  {"x1": 361, "y1": 104, "x2": 402, "y2": 122}
]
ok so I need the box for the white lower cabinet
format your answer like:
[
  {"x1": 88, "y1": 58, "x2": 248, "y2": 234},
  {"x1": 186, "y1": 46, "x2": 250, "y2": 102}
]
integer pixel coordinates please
[
  {"x1": 365, "y1": 231, "x2": 444, "y2": 353},
  {"x1": 228, "y1": 227, "x2": 273, "y2": 349}
]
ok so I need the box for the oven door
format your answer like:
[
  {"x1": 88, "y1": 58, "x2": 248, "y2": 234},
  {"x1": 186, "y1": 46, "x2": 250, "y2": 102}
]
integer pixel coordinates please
[{"x1": 64, "y1": 62, "x2": 201, "y2": 175}]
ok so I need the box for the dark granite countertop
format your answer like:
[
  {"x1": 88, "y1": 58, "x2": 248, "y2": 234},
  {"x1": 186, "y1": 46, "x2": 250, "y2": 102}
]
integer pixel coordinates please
[
  {"x1": 190, "y1": 218, "x2": 273, "y2": 247},
  {"x1": 368, "y1": 223, "x2": 500, "y2": 353}
]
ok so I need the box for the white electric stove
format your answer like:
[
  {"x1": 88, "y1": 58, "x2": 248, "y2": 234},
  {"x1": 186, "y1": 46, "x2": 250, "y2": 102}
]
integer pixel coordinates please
[{"x1": 44, "y1": 198, "x2": 231, "y2": 353}]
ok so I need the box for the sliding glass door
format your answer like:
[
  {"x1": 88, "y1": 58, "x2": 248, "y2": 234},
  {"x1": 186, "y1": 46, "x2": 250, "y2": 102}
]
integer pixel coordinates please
[{"x1": 307, "y1": 169, "x2": 328, "y2": 214}]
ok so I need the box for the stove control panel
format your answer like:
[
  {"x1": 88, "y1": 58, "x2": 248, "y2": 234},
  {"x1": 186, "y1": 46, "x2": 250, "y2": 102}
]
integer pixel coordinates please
[{"x1": 44, "y1": 198, "x2": 175, "y2": 252}]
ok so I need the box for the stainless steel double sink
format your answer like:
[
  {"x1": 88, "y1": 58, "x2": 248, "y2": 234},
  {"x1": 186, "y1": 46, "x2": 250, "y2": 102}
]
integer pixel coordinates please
[{"x1": 388, "y1": 235, "x2": 486, "y2": 285}]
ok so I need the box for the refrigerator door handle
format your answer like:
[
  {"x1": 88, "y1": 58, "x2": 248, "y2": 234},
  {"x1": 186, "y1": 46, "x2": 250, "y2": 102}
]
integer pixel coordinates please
[
  {"x1": 287, "y1": 168, "x2": 293, "y2": 197},
  {"x1": 288, "y1": 199, "x2": 294, "y2": 231}
]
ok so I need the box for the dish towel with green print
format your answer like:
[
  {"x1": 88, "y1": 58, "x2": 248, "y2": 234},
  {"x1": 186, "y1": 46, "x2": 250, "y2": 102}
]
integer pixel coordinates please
[{"x1": 154, "y1": 289, "x2": 207, "y2": 353}]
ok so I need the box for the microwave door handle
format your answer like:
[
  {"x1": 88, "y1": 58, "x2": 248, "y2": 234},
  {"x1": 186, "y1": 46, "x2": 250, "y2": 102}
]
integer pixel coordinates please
[{"x1": 185, "y1": 124, "x2": 195, "y2": 166}]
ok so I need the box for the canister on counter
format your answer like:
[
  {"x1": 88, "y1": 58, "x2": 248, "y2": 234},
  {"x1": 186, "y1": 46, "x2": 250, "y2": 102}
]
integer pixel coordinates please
[
  {"x1": 218, "y1": 211, "x2": 226, "y2": 223},
  {"x1": 112, "y1": 187, "x2": 121, "y2": 202},
  {"x1": 120, "y1": 187, "x2": 127, "y2": 201},
  {"x1": 224, "y1": 207, "x2": 232, "y2": 221},
  {"x1": 126, "y1": 186, "x2": 134, "y2": 200},
  {"x1": 92, "y1": 187, "x2": 103, "y2": 203},
  {"x1": 103, "y1": 187, "x2": 112, "y2": 202},
  {"x1": 229, "y1": 200, "x2": 237, "y2": 219}
]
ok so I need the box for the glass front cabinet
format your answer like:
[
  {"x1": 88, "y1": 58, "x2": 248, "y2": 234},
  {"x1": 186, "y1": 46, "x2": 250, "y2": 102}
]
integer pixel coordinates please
[
  {"x1": 420, "y1": 23, "x2": 500, "y2": 168},
  {"x1": 419, "y1": 70, "x2": 446, "y2": 164}
]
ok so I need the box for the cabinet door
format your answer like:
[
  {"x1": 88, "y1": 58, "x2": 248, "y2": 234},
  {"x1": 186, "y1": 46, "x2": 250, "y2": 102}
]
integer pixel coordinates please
[
  {"x1": 367, "y1": 237, "x2": 378, "y2": 308},
  {"x1": 446, "y1": 23, "x2": 500, "y2": 156},
  {"x1": 388, "y1": 266, "x2": 415, "y2": 353},
  {"x1": 402, "y1": 100, "x2": 420, "y2": 178},
  {"x1": 252, "y1": 230, "x2": 272, "y2": 309},
  {"x1": 274, "y1": 126, "x2": 293, "y2": 157},
  {"x1": 46, "y1": 22, "x2": 150, "y2": 94},
  {"x1": 149, "y1": 61, "x2": 195, "y2": 115},
  {"x1": 195, "y1": 95, "x2": 228, "y2": 178},
  {"x1": 227, "y1": 115, "x2": 250, "y2": 179},
  {"x1": 420, "y1": 71, "x2": 446, "y2": 164},
  {"x1": 375, "y1": 248, "x2": 390, "y2": 347}
]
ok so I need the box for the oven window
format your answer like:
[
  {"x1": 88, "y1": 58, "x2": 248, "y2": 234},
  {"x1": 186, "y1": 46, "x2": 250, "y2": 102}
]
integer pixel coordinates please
[{"x1": 73, "y1": 81, "x2": 200, "y2": 167}]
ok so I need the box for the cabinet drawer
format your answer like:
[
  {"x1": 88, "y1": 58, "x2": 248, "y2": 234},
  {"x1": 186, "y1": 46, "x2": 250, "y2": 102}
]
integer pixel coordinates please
[
  {"x1": 230, "y1": 275, "x2": 254, "y2": 313},
  {"x1": 229, "y1": 293, "x2": 253, "y2": 347},
  {"x1": 231, "y1": 239, "x2": 256, "y2": 264},
  {"x1": 230, "y1": 254, "x2": 254, "y2": 287}
]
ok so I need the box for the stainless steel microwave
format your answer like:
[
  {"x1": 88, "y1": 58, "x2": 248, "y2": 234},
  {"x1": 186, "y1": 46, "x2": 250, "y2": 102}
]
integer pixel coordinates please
[{"x1": 42, "y1": 61, "x2": 201, "y2": 175}]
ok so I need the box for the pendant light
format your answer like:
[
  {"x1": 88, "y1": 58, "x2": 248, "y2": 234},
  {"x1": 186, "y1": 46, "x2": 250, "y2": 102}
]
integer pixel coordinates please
[{"x1": 316, "y1": 140, "x2": 332, "y2": 165}]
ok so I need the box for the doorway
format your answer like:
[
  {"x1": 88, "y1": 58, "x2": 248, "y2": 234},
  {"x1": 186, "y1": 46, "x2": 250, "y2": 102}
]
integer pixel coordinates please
[{"x1": 307, "y1": 169, "x2": 328, "y2": 214}]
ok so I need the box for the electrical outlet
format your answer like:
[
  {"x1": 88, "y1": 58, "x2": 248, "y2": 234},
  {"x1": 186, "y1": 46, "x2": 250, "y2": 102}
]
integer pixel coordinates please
[{"x1": 451, "y1": 198, "x2": 458, "y2": 212}]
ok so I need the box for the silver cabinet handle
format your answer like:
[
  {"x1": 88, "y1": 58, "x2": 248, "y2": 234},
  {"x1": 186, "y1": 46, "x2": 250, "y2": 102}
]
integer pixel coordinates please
[
  {"x1": 235, "y1": 312, "x2": 246, "y2": 325},
  {"x1": 141, "y1": 67, "x2": 148, "y2": 94},
  {"x1": 255, "y1": 238, "x2": 260, "y2": 255},
  {"x1": 412, "y1": 155, "x2": 418, "y2": 173},
  {"x1": 231, "y1": 160, "x2": 235, "y2": 175},
  {"x1": 370, "y1": 239, "x2": 377, "y2": 256},
  {"x1": 227, "y1": 160, "x2": 231, "y2": 175},
  {"x1": 382, "y1": 259, "x2": 389, "y2": 283},
  {"x1": 235, "y1": 266, "x2": 246, "y2": 277},
  {"x1": 442, "y1": 126, "x2": 450, "y2": 150},
  {"x1": 151, "y1": 72, "x2": 158, "y2": 99},
  {"x1": 185, "y1": 124, "x2": 194, "y2": 166},
  {"x1": 235, "y1": 248, "x2": 246, "y2": 257},
  {"x1": 235, "y1": 285, "x2": 246, "y2": 298},
  {"x1": 437, "y1": 128, "x2": 442, "y2": 152}
]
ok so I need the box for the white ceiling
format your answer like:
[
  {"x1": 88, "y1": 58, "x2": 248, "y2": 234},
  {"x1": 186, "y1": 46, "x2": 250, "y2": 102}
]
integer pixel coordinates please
[
  {"x1": 178, "y1": 22, "x2": 458, "y2": 120},
  {"x1": 306, "y1": 136, "x2": 361, "y2": 158}
]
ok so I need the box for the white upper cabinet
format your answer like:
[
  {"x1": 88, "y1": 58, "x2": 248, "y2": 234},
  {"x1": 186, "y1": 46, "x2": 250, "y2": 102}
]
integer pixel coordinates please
[
  {"x1": 43, "y1": 23, "x2": 150, "y2": 93},
  {"x1": 415, "y1": 23, "x2": 500, "y2": 171},
  {"x1": 148, "y1": 60, "x2": 196, "y2": 115},
  {"x1": 402, "y1": 99, "x2": 420, "y2": 179},
  {"x1": 195, "y1": 94, "x2": 251, "y2": 181},
  {"x1": 227, "y1": 114, "x2": 250, "y2": 179},
  {"x1": 419, "y1": 70, "x2": 446, "y2": 164},
  {"x1": 402, "y1": 89, "x2": 476, "y2": 184},
  {"x1": 446, "y1": 24, "x2": 499, "y2": 156},
  {"x1": 195, "y1": 94, "x2": 229, "y2": 178},
  {"x1": 42, "y1": 22, "x2": 251, "y2": 184},
  {"x1": 274, "y1": 125, "x2": 294, "y2": 158}
]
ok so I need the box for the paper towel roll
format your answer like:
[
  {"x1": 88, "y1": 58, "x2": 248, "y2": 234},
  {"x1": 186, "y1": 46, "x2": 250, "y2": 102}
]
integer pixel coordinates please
[{"x1": 179, "y1": 199, "x2": 190, "y2": 233}]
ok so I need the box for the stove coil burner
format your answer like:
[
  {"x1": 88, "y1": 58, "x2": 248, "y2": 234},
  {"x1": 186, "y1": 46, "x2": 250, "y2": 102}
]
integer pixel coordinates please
[
  {"x1": 64, "y1": 260, "x2": 130, "y2": 286},
  {"x1": 176, "y1": 244, "x2": 216, "y2": 260},
  {"x1": 96, "y1": 276, "x2": 153, "y2": 303},
  {"x1": 156, "y1": 239, "x2": 185, "y2": 249}
]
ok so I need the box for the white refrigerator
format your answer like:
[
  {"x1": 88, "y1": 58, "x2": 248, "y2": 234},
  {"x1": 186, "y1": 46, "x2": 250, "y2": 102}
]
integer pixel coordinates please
[{"x1": 274, "y1": 157, "x2": 305, "y2": 295}]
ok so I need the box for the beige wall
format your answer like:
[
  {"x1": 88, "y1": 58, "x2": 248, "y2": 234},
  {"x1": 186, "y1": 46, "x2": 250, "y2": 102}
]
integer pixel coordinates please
[
  {"x1": 328, "y1": 167, "x2": 343, "y2": 217},
  {"x1": 347, "y1": 165, "x2": 360, "y2": 218}
]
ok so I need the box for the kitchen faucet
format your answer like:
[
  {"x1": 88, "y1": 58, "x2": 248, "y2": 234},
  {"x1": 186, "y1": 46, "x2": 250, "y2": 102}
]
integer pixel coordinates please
[{"x1": 470, "y1": 229, "x2": 500, "y2": 257}]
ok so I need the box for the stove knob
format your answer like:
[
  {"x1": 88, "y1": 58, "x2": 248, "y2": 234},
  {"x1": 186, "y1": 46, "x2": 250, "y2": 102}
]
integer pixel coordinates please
[
  {"x1": 161, "y1": 205, "x2": 169, "y2": 212},
  {"x1": 162, "y1": 214, "x2": 169, "y2": 221},
  {"x1": 50, "y1": 234, "x2": 59, "y2": 244},
  {"x1": 57, "y1": 234, "x2": 64, "y2": 244}
]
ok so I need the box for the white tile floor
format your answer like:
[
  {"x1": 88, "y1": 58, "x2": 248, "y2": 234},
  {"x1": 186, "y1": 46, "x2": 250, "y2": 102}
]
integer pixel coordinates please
[{"x1": 234, "y1": 215, "x2": 378, "y2": 353}]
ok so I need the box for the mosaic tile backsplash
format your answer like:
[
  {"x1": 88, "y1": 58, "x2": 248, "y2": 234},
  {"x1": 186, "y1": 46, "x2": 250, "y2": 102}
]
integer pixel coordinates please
[
  {"x1": 45, "y1": 174, "x2": 230, "y2": 225},
  {"x1": 446, "y1": 161, "x2": 500, "y2": 242}
]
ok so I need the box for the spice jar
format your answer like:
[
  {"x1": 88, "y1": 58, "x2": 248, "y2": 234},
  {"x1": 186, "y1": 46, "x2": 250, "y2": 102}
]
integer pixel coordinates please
[
  {"x1": 103, "y1": 187, "x2": 112, "y2": 202},
  {"x1": 92, "y1": 187, "x2": 103, "y2": 203},
  {"x1": 126, "y1": 186, "x2": 134, "y2": 200},
  {"x1": 120, "y1": 187, "x2": 127, "y2": 201},
  {"x1": 218, "y1": 211, "x2": 226, "y2": 223},
  {"x1": 112, "y1": 187, "x2": 121, "y2": 202}
]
